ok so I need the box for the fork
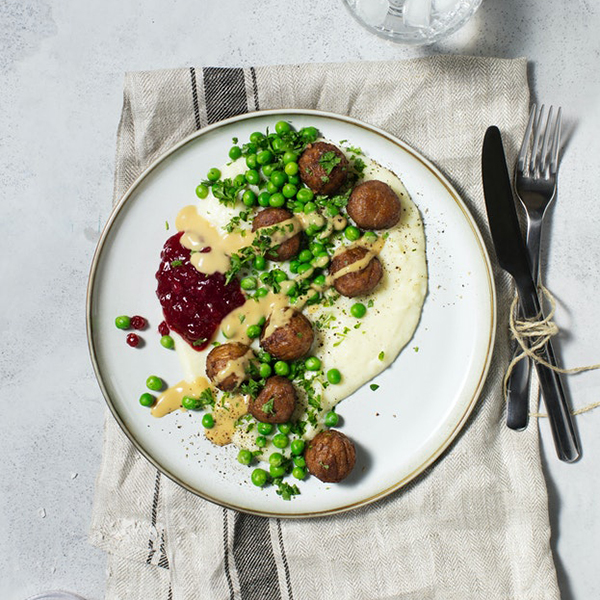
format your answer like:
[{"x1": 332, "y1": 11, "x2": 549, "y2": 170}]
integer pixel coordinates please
[{"x1": 506, "y1": 104, "x2": 562, "y2": 430}]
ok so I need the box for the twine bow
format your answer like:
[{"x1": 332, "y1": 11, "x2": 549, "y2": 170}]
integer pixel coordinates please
[{"x1": 504, "y1": 285, "x2": 600, "y2": 417}]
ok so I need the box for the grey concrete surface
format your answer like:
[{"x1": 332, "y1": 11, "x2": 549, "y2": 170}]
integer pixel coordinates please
[{"x1": 1, "y1": 1, "x2": 599, "y2": 598}]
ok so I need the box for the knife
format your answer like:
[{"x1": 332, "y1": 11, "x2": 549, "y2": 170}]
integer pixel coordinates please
[{"x1": 482, "y1": 126, "x2": 580, "y2": 462}]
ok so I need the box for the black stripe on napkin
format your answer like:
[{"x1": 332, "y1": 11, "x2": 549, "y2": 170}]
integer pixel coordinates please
[
  {"x1": 190, "y1": 67, "x2": 202, "y2": 130},
  {"x1": 203, "y1": 67, "x2": 248, "y2": 124},
  {"x1": 146, "y1": 470, "x2": 161, "y2": 565},
  {"x1": 276, "y1": 519, "x2": 294, "y2": 600},
  {"x1": 232, "y1": 514, "x2": 281, "y2": 600},
  {"x1": 223, "y1": 509, "x2": 235, "y2": 600}
]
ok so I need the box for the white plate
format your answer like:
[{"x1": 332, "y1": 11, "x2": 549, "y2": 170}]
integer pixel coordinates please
[{"x1": 87, "y1": 109, "x2": 495, "y2": 517}]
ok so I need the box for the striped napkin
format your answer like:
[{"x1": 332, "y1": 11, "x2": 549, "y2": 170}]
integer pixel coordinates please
[{"x1": 90, "y1": 57, "x2": 561, "y2": 600}]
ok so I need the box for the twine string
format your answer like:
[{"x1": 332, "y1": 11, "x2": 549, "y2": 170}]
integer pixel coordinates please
[{"x1": 504, "y1": 284, "x2": 600, "y2": 417}]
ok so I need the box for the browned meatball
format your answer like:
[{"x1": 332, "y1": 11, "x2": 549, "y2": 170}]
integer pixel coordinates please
[
  {"x1": 298, "y1": 142, "x2": 349, "y2": 196},
  {"x1": 329, "y1": 246, "x2": 383, "y2": 297},
  {"x1": 305, "y1": 430, "x2": 356, "y2": 483},
  {"x1": 252, "y1": 208, "x2": 301, "y2": 261},
  {"x1": 260, "y1": 309, "x2": 314, "y2": 361},
  {"x1": 249, "y1": 376, "x2": 297, "y2": 424},
  {"x1": 205, "y1": 342, "x2": 253, "y2": 391},
  {"x1": 347, "y1": 180, "x2": 401, "y2": 230}
]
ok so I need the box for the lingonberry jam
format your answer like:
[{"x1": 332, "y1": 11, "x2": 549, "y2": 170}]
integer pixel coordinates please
[
  {"x1": 131, "y1": 315, "x2": 147, "y2": 330},
  {"x1": 126, "y1": 333, "x2": 140, "y2": 347},
  {"x1": 158, "y1": 321, "x2": 170, "y2": 336},
  {"x1": 156, "y1": 232, "x2": 245, "y2": 351}
]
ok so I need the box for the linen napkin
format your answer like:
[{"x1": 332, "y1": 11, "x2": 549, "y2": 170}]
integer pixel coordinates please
[{"x1": 90, "y1": 57, "x2": 561, "y2": 600}]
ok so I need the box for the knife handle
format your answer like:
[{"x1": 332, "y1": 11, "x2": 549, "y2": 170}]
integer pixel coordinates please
[{"x1": 517, "y1": 278, "x2": 581, "y2": 462}]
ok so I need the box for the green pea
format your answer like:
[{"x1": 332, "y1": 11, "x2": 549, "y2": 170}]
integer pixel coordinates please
[
  {"x1": 256, "y1": 435, "x2": 267, "y2": 448},
  {"x1": 269, "y1": 464, "x2": 286, "y2": 478},
  {"x1": 296, "y1": 187, "x2": 314, "y2": 203},
  {"x1": 139, "y1": 393, "x2": 155, "y2": 407},
  {"x1": 282, "y1": 150, "x2": 297, "y2": 164},
  {"x1": 274, "y1": 361, "x2": 290, "y2": 376},
  {"x1": 288, "y1": 174, "x2": 300, "y2": 185},
  {"x1": 289, "y1": 260, "x2": 300, "y2": 274},
  {"x1": 309, "y1": 242, "x2": 325, "y2": 255},
  {"x1": 305, "y1": 356, "x2": 321, "y2": 371},
  {"x1": 272, "y1": 433, "x2": 289, "y2": 449},
  {"x1": 229, "y1": 145, "x2": 242, "y2": 160},
  {"x1": 249, "y1": 131, "x2": 264, "y2": 144},
  {"x1": 257, "y1": 422, "x2": 274, "y2": 435},
  {"x1": 246, "y1": 154, "x2": 258, "y2": 169},
  {"x1": 312, "y1": 274, "x2": 326, "y2": 287},
  {"x1": 300, "y1": 126, "x2": 318, "y2": 142},
  {"x1": 160, "y1": 335, "x2": 174, "y2": 349},
  {"x1": 350, "y1": 302, "x2": 367, "y2": 318},
  {"x1": 282, "y1": 183, "x2": 297, "y2": 198},
  {"x1": 259, "y1": 351, "x2": 272, "y2": 364},
  {"x1": 364, "y1": 231, "x2": 378, "y2": 243},
  {"x1": 253, "y1": 255, "x2": 267, "y2": 270},
  {"x1": 257, "y1": 150, "x2": 273, "y2": 165},
  {"x1": 240, "y1": 277, "x2": 257, "y2": 291},
  {"x1": 262, "y1": 163, "x2": 275, "y2": 177},
  {"x1": 306, "y1": 291, "x2": 320, "y2": 306},
  {"x1": 273, "y1": 270, "x2": 288, "y2": 283},
  {"x1": 269, "y1": 452, "x2": 284, "y2": 467},
  {"x1": 237, "y1": 449, "x2": 253, "y2": 465},
  {"x1": 115, "y1": 315, "x2": 130, "y2": 329},
  {"x1": 270, "y1": 171, "x2": 287, "y2": 189},
  {"x1": 251, "y1": 468, "x2": 268, "y2": 487},
  {"x1": 312, "y1": 252, "x2": 329, "y2": 268},
  {"x1": 325, "y1": 204, "x2": 339, "y2": 217},
  {"x1": 255, "y1": 287, "x2": 269, "y2": 298},
  {"x1": 247, "y1": 324, "x2": 262, "y2": 339},
  {"x1": 324, "y1": 411, "x2": 339, "y2": 427},
  {"x1": 182, "y1": 395, "x2": 201, "y2": 410},
  {"x1": 257, "y1": 191, "x2": 270, "y2": 207},
  {"x1": 275, "y1": 120, "x2": 291, "y2": 135},
  {"x1": 266, "y1": 181, "x2": 278, "y2": 194},
  {"x1": 277, "y1": 422, "x2": 292, "y2": 434},
  {"x1": 244, "y1": 169, "x2": 258, "y2": 185},
  {"x1": 146, "y1": 375, "x2": 163, "y2": 391},
  {"x1": 292, "y1": 202, "x2": 304, "y2": 214},
  {"x1": 284, "y1": 162, "x2": 299, "y2": 176},
  {"x1": 299, "y1": 249, "x2": 313, "y2": 263},
  {"x1": 304, "y1": 202, "x2": 317, "y2": 214},
  {"x1": 233, "y1": 173, "x2": 246, "y2": 187},
  {"x1": 242, "y1": 190, "x2": 257, "y2": 207},
  {"x1": 293, "y1": 455, "x2": 306, "y2": 468},
  {"x1": 326, "y1": 368, "x2": 342, "y2": 384},
  {"x1": 296, "y1": 263, "x2": 312, "y2": 275},
  {"x1": 345, "y1": 225, "x2": 361, "y2": 241},
  {"x1": 290, "y1": 439, "x2": 305, "y2": 455},
  {"x1": 259, "y1": 363, "x2": 272, "y2": 378},
  {"x1": 195, "y1": 184, "x2": 209, "y2": 199},
  {"x1": 207, "y1": 167, "x2": 221, "y2": 182},
  {"x1": 292, "y1": 466, "x2": 306, "y2": 480},
  {"x1": 202, "y1": 413, "x2": 215, "y2": 428},
  {"x1": 269, "y1": 193, "x2": 285, "y2": 208}
]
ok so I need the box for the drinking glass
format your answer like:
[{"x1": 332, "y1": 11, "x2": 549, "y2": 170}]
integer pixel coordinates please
[{"x1": 342, "y1": 0, "x2": 482, "y2": 45}]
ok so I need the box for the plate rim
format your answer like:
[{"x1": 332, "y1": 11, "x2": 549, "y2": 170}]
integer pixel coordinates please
[{"x1": 87, "y1": 108, "x2": 497, "y2": 518}]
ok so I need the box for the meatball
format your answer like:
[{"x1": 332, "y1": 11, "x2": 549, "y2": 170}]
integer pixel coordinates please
[
  {"x1": 252, "y1": 208, "x2": 301, "y2": 261},
  {"x1": 329, "y1": 246, "x2": 383, "y2": 297},
  {"x1": 347, "y1": 180, "x2": 401, "y2": 230},
  {"x1": 249, "y1": 376, "x2": 296, "y2": 424},
  {"x1": 298, "y1": 142, "x2": 349, "y2": 196},
  {"x1": 305, "y1": 430, "x2": 356, "y2": 483},
  {"x1": 260, "y1": 309, "x2": 314, "y2": 361},
  {"x1": 205, "y1": 342, "x2": 253, "y2": 391}
]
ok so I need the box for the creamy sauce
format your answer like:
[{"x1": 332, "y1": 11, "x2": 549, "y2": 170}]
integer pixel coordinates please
[
  {"x1": 213, "y1": 349, "x2": 254, "y2": 387},
  {"x1": 205, "y1": 395, "x2": 248, "y2": 446},
  {"x1": 327, "y1": 237, "x2": 386, "y2": 283},
  {"x1": 151, "y1": 376, "x2": 211, "y2": 418}
]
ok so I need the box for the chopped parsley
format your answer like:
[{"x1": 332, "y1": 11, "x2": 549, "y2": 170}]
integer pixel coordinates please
[
  {"x1": 192, "y1": 338, "x2": 207, "y2": 346},
  {"x1": 170, "y1": 260, "x2": 183, "y2": 267},
  {"x1": 318, "y1": 151, "x2": 342, "y2": 175},
  {"x1": 275, "y1": 480, "x2": 300, "y2": 501},
  {"x1": 370, "y1": 384, "x2": 379, "y2": 391},
  {"x1": 378, "y1": 351, "x2": 385, "y2": 361},
  {"x1": 261, "y1": 396, "x2": 275, "y2": 415}
]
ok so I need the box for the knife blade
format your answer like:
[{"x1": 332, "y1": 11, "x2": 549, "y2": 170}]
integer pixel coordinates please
[{"x1": 482, "y1": 126, "x2": 580, "y2": 462}]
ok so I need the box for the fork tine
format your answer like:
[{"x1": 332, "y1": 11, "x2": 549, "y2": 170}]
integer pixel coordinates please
[
  {"x1": 549, "y1": 107, "x2": 562, "y2": 175},
  {"x1": 518, "y1": 104, "x2": 537, "y2": 173},
  {"x1": 530, "y1": 104, "x2": 545, "y2": 174},
  {"x1": 540, "y1": 106, "x2": 555, "y2": 174}
]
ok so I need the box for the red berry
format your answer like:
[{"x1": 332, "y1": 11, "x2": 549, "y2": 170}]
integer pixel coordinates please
[
  {"x1": 131, "y1": 315, "x2": 147, "y2": 330},
  {"x1": 126, "y1": 333, "x2": 140, "y2": 347},
  {"x1": 158, "y1": 321, "x2": 170, "y2": 336}
]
